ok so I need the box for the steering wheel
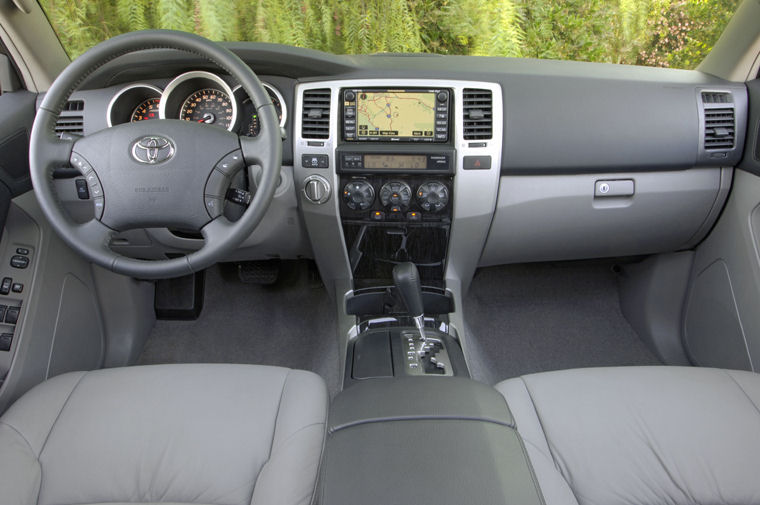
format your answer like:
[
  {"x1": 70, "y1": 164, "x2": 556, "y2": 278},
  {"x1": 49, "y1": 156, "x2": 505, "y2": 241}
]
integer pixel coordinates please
[{"x1": 29, "y1": 30, "x2": 281, "y2": 279}]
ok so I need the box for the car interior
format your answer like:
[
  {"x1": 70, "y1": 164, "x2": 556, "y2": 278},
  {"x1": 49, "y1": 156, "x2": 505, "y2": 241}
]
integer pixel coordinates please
[{"x1": 0, "y1": 1, "x2": 760, "y2": 504}]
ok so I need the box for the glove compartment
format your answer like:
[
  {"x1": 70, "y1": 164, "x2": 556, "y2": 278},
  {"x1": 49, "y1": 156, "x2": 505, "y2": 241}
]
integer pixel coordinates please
[{"x1": 479, "y1": 167, "x2": 731, "y2": 266}]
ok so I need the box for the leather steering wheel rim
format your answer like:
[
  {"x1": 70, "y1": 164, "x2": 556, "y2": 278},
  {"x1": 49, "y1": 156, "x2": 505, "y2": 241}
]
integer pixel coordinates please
[{"x1": 30, "y1": 30, "x2": 282, "y2": 279}]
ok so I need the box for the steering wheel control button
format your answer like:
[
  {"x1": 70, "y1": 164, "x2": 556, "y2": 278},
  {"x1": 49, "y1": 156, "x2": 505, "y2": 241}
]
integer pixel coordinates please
[
  {"x1": 5, "y1": 306, "x2": 19, "y2": 325},
  {"x1": 70, "y1": 154, "x2": 92, "y2": 174},
  {"x1": 463, "y1": 155, "x2": 492, "y2": 170},
  {"x1": 205, "y1": 169, "x2": 229, "y2": 198},
  {"x1": 93, "y1": 198, "x2": 105, "y2": 220},
  {"x1": 204, "y1": 196, "x2": 223, "y2": 218},
  {"x1": 10, "y1": 256, "x2": 29, "y2": 269},
  {"x1": 89, "y1": 183, "x2": 103, "y2": 198},
  {"x1": 226, "y1": 188, "x2": 252, "y2": 206},
  {"x1": 302, "y1": 154, "x2": 329, "y2": 169},
  {"x1": 0, "y1": 278, "x2": 11, "y2": 295},
  {"x1": 75, "y1": 179, "x2": 90, "y2": 200},
  {"x1": 215, "y1": 150, "x2": 244, "y2": 176},
  {"x1": 303, "y1": 175, "x2": 331, "y2": 204}
]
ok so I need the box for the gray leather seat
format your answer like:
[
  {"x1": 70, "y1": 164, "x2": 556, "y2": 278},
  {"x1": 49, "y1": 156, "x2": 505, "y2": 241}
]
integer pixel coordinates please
[
  {"x1": 0, "y1": 364, "x2": 328, "y2": 505},
  {"x1": 497, "y1": 366, "x2": 760, "y2": 505}
]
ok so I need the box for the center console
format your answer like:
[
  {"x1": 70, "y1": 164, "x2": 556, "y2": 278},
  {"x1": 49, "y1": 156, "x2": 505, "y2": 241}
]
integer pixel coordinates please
[
  {"x1": 337, "y1": 88, "x2": 455, "y2": 290},
  {"x1": 294, "y1": 79, "x2": 503, "y2": 384},
  {"x1": 293, "y1": 80, "x2": 517, "y2": 505}
]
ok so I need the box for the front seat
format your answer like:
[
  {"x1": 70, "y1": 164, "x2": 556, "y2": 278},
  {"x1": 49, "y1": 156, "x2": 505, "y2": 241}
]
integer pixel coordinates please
[
  {"x1": 497, "y1": 366, "x2": 760, "y2": 505},
  {"x1": 0, "y1": 364, "x2": 327, "y2": 505}
]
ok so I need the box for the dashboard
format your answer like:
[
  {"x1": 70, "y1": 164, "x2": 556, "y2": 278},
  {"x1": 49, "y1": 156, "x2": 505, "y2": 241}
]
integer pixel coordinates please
[
  {"x1": 105, "y1": 70, "x2": 286, "y2": 137},
  {"x1": 50, "y1": 43, "x2": 750, "y2": 291}
]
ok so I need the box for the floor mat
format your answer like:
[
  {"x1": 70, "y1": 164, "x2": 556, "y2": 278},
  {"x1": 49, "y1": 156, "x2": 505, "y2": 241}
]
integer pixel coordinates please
[
  {"x1": 464, "y1": 261, "x2": 661, "y2": 384},
  {"x1": 138, "y1": 262, "x2": 341, "y2": 395}
]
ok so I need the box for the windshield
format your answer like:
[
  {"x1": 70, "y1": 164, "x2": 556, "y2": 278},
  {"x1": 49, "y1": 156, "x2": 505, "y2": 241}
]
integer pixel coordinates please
[{"x1": 40, "y1": 0, "x2": 740, "y2": 69}]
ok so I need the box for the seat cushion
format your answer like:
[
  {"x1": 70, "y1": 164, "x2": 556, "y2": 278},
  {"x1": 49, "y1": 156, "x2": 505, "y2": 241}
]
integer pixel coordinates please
[
  {"x1": 0, "y1": 364, "x2": 328, "y2": 505},
  {"x1": 497, "y1": 366, "x2": 760, "y2": 505}
]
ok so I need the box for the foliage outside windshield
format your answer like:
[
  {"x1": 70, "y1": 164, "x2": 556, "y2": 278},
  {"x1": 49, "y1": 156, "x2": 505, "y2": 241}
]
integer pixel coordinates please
[{"x1": 40, "y1": 0, "x2": 739, "y2": 69}]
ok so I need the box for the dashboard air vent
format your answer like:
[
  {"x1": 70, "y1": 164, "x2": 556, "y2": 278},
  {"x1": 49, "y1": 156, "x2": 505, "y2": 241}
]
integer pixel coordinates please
[
  {"x1": 701, "y1": 92, "x2": 731, "y2": 104},
  {"x1": 301, "y1": 89, "x2": 331, "y2": 139},
  {"x1": 702, "y1": 91, "x2": 735, "y2": 151},
  {"x1": 62, "y1": 100, "x2": 84, "y2": 111},
  {"x1": 463, "y1": 89, "x2": 493, "y2": 140},
  {"x1": 54, "y1": 100, "x2": 85, "y2": 138}
]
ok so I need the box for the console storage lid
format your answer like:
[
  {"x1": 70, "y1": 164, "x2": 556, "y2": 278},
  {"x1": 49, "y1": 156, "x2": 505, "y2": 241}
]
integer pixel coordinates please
[
  {"x1": 329, "y1": 376, "x2": 513, "y2": 431},
  {"x1": 321, "y1": 377, "x2": 544, "y2": 505}
]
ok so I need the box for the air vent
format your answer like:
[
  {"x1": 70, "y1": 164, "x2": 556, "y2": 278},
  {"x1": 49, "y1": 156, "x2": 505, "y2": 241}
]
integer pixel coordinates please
[
  {"x1": 701, "y1": 92, "x2": 731, "y2": 104},
  {"x1": 463, "y1": 89, "x2": 493, "y2": 140},
  {"x1": 54, "y1": 100, "x2": 84, "y2": 138},
  {"x1": 62, "y1": 100, "x2": 84, "y2": 111},
  {"x1": 301, "y1": 89, "x2": 331, "y2": 139},
  {"x1": 703, "y1": 91, "x2": 735, "y2": 151}
]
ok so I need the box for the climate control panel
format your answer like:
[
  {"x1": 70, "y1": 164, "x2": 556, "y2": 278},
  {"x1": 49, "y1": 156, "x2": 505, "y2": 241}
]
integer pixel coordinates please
[{"x1": 339, "y1": 175, "x2": 452, "y2": 222}]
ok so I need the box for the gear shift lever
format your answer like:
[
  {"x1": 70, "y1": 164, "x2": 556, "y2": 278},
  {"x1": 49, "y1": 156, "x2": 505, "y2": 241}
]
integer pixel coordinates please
[{"x1": 393, "y1": 262, "x2": 427, "y2": 346}]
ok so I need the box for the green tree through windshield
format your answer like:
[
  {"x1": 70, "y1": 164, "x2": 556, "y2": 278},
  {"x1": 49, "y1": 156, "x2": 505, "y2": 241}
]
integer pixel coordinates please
[{"x1": 40, "y1": 0, "x2": 739, "y2": 69}]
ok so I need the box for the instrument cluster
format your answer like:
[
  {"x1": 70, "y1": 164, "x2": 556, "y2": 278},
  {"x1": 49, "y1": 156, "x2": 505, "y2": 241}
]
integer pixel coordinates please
[{"x1": 107, "y1": 70, "x2": 286, "y2": 137}]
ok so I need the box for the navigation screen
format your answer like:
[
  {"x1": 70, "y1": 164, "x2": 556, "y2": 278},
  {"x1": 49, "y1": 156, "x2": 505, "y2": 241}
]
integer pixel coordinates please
[{"x1": 355, "y1": 91, "x2": 436, "y2": 140}]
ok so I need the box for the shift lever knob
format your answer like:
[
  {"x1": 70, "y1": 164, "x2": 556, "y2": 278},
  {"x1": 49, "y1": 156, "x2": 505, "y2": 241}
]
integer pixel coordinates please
[
  {"x1": 393, "y1": 262, "x2": 424, "y2": 317},
  {"x1": 393, "y1": 262, "x2": 427, "y2": 346}
]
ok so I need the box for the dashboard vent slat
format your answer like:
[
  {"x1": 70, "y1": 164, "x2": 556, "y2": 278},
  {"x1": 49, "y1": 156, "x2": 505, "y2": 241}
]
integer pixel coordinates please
[
  {"x1": 703, "y1": 106, "x2": 735, "y2": 151},
  {"x1": 463, "y1": 89, "x2": 492, "y2": 140},
  {"x1": 301, "y1": 89, "x2": 331, "y2": 139},
  {"x1": 55, "y1": 100, "x2": 85, "y2": 138}
]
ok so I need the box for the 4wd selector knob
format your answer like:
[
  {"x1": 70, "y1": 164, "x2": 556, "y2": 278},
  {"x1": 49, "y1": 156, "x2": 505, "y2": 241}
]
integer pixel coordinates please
[
  {"x1": 379, "y1": 181, "x2": 412, "y2": 210},
  {"x1": 417, "y1": 181, "x2": 449, "y2": 212},
  {"x1": 343, "y1": 180, "x2": 375, "y2": 210},
  {"x1": 303, "y1": 175, "x2": 331, "y2": 204}
]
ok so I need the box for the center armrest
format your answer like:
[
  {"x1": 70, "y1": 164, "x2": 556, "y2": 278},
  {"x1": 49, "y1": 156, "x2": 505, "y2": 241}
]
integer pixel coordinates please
[{"x1": 329, "y1": 376, "x2": 514, "y2": 432}]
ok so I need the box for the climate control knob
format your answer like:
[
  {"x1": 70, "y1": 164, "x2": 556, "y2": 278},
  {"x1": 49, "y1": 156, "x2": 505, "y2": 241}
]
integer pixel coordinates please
[
  {"x1": 343, "y1": 180, "x2": 375, "y2": 210},
  {"x1": 416, "y1": 181, "x2": 449, "y2": 212},
  {"x1": 379, "y1": 181, "x2": 413, "y2": 210}
]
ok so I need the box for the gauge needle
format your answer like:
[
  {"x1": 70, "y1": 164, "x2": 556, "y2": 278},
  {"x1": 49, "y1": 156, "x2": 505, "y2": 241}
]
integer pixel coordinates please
[{"x1": 201, "y1": 113, "x2": 215, "y2": 124}]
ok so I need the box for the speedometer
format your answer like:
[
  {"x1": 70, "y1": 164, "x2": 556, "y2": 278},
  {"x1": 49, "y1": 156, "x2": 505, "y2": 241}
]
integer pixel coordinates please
[{"x1": 180, "y1": 88, "x2": 234, "y2": 129}]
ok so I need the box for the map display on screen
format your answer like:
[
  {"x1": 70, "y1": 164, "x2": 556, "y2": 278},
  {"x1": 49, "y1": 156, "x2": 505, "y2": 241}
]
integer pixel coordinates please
[{"x1": 356, "y1": 91, "x2": 436, "y2": 139}]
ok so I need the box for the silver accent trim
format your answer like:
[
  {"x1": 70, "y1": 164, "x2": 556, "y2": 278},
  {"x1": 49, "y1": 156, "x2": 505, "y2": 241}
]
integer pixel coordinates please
[
  {"x1": 106, "y1": 83, "x2": 163, "y2": 127},
  {"x1": 232, "y1": 82, "x2": 288, "y2": 128},
  {"x1": 159, "y1": 70, "x2": 238, "y2": 132}
]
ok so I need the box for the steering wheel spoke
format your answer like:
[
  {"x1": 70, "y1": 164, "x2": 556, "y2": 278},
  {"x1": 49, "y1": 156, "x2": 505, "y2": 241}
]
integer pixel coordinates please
[
  {"x1": 72, "y1": 219, "x2": 115, "y2": 253},
  {"x1": 200, "y1": 215, "x2": 234, "y2": 244}
]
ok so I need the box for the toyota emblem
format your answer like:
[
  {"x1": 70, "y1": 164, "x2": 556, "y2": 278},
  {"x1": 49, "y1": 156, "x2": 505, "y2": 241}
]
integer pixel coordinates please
[{"x1": 131, "y1": 136, "x2": 175, "y2": 164}]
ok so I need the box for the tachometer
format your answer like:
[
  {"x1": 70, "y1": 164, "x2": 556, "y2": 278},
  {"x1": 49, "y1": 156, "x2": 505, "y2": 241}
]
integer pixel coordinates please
[
  {"x1": 180, "y1": 88, "x2": 234, "y2": 129},
  {"x1": 130, "y1": 97, "x2": 160, "y2": 122}
]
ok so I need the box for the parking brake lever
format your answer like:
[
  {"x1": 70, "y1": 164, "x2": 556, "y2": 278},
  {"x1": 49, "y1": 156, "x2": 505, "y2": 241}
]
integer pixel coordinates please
[{"x1": 392, "y1": 262, "x2": 427, "y2": 347}]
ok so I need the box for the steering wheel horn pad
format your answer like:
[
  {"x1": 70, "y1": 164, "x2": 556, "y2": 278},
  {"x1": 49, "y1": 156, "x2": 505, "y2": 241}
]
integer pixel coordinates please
[{"x1": 30, "y1": 30, "x2": 282, "y2": 279}]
